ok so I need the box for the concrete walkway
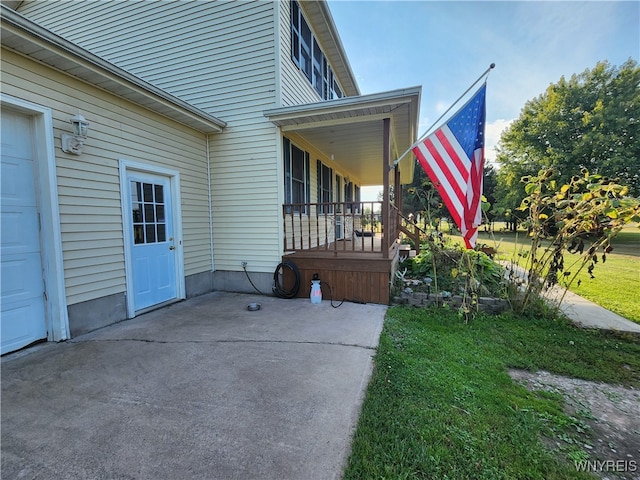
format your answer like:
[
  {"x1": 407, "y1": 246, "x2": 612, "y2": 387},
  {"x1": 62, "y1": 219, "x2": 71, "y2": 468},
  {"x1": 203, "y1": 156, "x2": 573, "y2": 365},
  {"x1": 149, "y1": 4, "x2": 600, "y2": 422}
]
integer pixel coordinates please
[
  {"x1": 546, "y1": 287, "x2": 640, "y2": 333},
  {"x1": 1, "y1": 292, "x2": 386, "y2": 480},
  {"x1": 501, "y1": 261, "x2": 640, "y2": 334}
]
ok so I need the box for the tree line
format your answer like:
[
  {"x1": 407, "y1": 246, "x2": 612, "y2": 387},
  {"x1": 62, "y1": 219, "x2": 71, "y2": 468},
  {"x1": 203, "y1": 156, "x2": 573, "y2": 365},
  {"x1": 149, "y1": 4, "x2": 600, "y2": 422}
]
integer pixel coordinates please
[{"x1": 404, "y1": 59, "x2": 639, "y2": 231}]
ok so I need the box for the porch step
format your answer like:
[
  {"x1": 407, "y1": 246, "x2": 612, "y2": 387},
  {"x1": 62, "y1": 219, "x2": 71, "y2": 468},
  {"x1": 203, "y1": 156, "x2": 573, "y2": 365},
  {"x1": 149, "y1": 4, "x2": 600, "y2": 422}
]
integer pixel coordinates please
[{"x1": 398, "y1": 244, "x2": 416, "y2": 261}]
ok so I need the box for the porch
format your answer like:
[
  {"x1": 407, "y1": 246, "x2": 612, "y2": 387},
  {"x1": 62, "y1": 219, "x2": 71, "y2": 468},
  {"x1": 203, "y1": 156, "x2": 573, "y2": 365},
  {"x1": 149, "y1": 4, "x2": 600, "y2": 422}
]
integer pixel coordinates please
[
  {"x1": 281, "y1": 201, "x2": 421, "y2": 304},
  {"x1": 265, "y1": 87, "x2": 423, "y2": 305}
]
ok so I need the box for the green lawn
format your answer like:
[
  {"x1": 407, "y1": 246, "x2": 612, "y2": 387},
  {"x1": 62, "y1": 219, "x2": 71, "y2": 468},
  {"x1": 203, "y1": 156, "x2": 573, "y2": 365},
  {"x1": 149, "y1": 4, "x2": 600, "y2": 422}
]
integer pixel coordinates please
[
  {"x1": 343, "y1": 307, "x2": 640, "y2": 479},
  {"x1": 445, "y1": 223, "x2": 640, "y2": 323}
]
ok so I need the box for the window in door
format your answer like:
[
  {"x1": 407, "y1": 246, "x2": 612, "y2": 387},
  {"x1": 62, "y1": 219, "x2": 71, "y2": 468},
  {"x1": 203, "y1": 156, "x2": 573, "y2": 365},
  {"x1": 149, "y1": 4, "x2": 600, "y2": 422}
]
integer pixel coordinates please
[{"x1": 131, "y1": 181, "x2": 166, "y2": 244}]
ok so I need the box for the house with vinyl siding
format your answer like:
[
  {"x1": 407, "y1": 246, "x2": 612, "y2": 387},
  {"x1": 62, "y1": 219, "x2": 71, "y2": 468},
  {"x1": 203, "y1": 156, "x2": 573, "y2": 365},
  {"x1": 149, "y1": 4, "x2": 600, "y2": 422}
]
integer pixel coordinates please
[{"x1": 1, "y1": 0, "x2": 421, "y2": 355}]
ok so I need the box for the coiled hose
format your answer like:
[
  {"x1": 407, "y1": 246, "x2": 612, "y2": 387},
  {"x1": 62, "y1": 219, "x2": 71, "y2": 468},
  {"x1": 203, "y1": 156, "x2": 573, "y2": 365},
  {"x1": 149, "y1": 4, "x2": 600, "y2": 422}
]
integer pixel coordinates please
[{"x1": 272, "y1": 261, "x2": 301, "y2": 299}]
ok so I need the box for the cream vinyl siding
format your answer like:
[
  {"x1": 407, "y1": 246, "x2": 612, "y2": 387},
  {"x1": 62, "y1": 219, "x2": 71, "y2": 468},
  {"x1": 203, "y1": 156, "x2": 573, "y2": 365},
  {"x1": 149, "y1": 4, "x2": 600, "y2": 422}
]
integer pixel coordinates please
[
  {"x1": 19, "y1": 0, "x2": 283, "y2": 273},
  {"x1": 2, "y1": 50, "x2": 210, "y2": 305},
  {"x1": 210, "y1": 125, "x2": 280, "y2": 271}
]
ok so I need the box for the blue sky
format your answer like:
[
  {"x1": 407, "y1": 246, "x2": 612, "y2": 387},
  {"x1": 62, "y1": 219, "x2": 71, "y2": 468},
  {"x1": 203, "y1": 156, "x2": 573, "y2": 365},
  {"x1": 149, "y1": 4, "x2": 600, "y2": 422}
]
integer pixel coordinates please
[{"x1": 326, "y1": 0, "x2": 639, "y2": 200}]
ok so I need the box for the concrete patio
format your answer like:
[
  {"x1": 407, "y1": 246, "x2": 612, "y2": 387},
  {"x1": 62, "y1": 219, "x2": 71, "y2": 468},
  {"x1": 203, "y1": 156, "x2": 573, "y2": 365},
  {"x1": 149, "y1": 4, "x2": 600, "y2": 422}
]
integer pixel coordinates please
[{"x1": 1, "y1": 292, "x2": 387, "y2": 480}]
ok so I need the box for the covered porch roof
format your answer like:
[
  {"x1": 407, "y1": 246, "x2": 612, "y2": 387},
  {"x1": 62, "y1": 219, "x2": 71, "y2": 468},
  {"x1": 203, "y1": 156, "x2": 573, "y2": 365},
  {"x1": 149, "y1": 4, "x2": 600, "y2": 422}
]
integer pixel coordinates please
[{"x1": 264, "y1": 87, "x2": 421, "y2": 185}]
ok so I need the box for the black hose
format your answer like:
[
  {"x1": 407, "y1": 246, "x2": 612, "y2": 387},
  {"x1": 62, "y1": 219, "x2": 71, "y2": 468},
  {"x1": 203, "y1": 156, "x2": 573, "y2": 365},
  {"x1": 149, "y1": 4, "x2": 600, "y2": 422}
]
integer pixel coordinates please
[
  {"x1": 321, "y1": 281, "x2": 345, "y2": 308},
  {"x1": 272, "y1": 261, "x2": 301, "y2": 299},
  {"x1": 243, "y1": 263, "x2": 265, "y2": 295}
]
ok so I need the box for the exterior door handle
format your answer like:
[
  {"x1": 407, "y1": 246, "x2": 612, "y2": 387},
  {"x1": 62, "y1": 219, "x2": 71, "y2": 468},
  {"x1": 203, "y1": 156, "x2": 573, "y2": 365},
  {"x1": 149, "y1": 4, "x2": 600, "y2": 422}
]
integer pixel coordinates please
[{"x1": 169, "y1": 245, "x2": 176, "y2": 250}]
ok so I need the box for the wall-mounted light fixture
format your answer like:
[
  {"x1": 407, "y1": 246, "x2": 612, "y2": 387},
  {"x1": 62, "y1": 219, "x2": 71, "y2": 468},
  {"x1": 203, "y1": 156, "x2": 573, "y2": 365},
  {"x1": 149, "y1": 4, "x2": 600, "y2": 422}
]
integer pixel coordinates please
[{"x1": 61, "y1": 111, "x2": 89, "y2": 155}]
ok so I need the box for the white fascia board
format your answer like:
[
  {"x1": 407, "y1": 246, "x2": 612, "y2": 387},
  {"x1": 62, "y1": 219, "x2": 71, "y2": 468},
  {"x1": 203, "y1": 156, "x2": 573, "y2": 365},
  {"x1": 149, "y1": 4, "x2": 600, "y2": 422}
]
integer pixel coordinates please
[
  {"x1": 264, "y1": 86, "x2": 421, "y2": 125},
  {"x1": 1, "y1": 5, "x2": 226, "y2": 134}
]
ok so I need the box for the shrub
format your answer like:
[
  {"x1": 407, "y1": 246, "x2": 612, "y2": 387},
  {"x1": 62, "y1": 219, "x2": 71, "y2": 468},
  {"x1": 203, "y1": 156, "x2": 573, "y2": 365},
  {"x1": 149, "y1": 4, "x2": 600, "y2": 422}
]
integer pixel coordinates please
[
  {"x1": 514, "y1": 168, "x2": 640, "y2": 313},
  {"x1": 396, "y1": 235, "x2": 508, "y2": 321}
]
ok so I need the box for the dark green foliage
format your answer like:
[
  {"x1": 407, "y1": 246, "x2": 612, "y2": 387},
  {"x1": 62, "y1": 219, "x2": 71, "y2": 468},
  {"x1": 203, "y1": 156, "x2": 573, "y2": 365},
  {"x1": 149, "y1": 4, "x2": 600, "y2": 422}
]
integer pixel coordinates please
[
  {"x1": 400, "y1": 239, "x2": 504, "y2": 297},
  {"x1": 494, "y1": 60, "x2": 640, "y2": 220},
  {"x1": 513, "y1": 168, "x2": 640, "y2": 313}
]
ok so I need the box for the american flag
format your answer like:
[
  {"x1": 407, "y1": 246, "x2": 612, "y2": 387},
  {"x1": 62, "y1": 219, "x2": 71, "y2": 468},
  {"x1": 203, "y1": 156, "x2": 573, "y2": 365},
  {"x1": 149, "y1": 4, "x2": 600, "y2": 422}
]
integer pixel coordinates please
[{"x1": 412, "y1": 84, "x2": 486, "y2": 249}]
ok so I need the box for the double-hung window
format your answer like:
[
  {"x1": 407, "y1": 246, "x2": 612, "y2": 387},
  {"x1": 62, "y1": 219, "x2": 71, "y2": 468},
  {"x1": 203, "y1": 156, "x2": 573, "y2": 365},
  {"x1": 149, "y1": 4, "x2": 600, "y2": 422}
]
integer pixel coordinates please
[
  {"x1": 344, "y1": 180, "x2": 361, "y2": 213},
  {"x1": 291, "y1": 0, "x2": 311, "y2": 81},
  {"x1": 290, "y1": 0, "x2": 343, "y2": 101},
  {"x1": 317, "y1": 160, "x2": 333, "y2": 213},
  {"x1": 312, "y1": 39, "x2": 324, "y2": 97},
  {"x1": 284, "y1": 138, "x2": 310, "y2": 213}
]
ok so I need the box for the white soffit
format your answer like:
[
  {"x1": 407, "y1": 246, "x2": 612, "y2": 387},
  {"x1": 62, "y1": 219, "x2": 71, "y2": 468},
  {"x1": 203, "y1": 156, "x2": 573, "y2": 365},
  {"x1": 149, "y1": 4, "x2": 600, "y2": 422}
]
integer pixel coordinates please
[{"x1": 264, "y1": 87, "x2": 421, "y2": 185}]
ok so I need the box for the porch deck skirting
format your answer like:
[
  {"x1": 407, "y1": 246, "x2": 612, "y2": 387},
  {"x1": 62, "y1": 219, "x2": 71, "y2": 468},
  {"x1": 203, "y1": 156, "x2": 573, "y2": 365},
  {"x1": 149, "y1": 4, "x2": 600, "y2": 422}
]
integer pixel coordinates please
[{"x1": 282, "y1": 244, "x2": 400, "y2": 305}]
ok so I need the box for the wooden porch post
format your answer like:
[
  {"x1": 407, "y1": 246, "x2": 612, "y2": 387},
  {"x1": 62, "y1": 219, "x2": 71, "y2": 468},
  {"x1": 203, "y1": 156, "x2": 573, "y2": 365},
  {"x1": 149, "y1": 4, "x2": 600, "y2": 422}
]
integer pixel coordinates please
[
  {"x1": 382, "y1": 117, "x2": 390, "y2": 258},
  {"x1": 394, "y1": 164, "x2": 401, "y2": 215}
]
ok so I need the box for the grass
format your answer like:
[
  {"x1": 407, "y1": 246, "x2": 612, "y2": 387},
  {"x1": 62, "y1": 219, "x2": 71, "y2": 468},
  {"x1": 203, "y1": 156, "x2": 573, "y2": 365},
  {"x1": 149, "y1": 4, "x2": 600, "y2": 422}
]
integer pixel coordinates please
[
  {"x1": 444, "y1": 223, "x2": 640, "y2": 323},
  {"x1": 343, "y1": 307, "x2": 640, "y2": 479},
  {"x1": 561, "y1": 253, "x2": 640, "y2": 322}
]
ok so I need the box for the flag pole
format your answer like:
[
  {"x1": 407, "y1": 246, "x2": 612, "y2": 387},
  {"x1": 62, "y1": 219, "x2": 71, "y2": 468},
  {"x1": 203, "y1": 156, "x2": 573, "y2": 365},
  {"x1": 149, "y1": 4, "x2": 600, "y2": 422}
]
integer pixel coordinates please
[{"x1": 390, "y1": 63, "x2": 495, "y2": 170}]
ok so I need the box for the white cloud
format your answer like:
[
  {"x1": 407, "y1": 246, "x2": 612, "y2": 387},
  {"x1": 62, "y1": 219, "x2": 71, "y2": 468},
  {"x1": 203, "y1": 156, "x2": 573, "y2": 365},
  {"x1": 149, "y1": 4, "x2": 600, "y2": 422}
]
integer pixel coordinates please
[
  {"x1": 435, "y1": 100, "x2": 449, "y2": 114},
  {"x1": 485, "y1": 118, "x2": 514, "y2": 165}
]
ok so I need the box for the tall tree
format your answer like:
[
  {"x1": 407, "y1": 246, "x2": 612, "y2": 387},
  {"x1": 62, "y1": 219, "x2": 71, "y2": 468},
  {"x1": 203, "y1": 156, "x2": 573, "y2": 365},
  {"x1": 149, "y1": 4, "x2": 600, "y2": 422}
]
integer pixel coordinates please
[
  {"x1": 495, "y1": 60, "x2": 640, "y2": 218},
  {"x1": 482, "y1": 163, "x2": 498, "y2": 220},
  {"x1": 402, "y1": 164, "x2": 447, "y2": 230}
]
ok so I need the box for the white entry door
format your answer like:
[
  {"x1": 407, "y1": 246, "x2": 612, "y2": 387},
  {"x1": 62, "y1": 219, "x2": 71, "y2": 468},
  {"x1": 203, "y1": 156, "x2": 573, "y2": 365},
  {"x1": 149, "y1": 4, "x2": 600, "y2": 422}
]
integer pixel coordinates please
[
  {"x1": 126, "y1": 172, "x2": 177, "y2": 311},
  {"x1": 1, "y1": 110, "x2": 48, "y2": 354}
]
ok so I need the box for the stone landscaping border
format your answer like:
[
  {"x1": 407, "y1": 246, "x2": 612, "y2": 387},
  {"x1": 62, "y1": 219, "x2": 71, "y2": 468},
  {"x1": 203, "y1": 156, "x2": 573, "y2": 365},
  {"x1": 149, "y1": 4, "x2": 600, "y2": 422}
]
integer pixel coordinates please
[{"x1": 393, "y1": 291, "x2": 510, "y2": 315}]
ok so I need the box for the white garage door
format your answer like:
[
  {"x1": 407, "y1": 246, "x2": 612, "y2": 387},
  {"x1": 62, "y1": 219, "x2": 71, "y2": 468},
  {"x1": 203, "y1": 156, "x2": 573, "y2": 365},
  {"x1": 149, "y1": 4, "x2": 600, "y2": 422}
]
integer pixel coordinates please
[{"x1": 1, "y1": 109, "x2": 47, "y2": 355}]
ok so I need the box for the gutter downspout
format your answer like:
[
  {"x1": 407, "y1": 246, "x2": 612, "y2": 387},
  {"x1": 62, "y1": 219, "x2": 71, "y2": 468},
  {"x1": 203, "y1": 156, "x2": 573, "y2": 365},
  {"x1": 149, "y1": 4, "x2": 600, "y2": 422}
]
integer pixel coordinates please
[{"x1": 206, "y1": 135, "x2": 214, "y2": 272}]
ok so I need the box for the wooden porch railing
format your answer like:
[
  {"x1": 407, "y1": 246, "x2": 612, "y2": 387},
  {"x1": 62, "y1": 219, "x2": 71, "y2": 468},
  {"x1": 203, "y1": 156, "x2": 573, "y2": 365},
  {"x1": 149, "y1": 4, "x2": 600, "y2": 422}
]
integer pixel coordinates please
[
  {"x1": 283, "y1": 201, "x2": 388, "y2": 254},
  {"x1": 395, "y1": 206, "x2": 424, "y2": 255}
]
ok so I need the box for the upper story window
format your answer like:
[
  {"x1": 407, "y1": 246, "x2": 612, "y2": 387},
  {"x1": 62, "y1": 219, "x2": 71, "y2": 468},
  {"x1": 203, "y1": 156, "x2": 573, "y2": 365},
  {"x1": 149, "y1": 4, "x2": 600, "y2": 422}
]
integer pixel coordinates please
[{"x1": 291, "y1": 0, "x2": 344, "y2": 101}]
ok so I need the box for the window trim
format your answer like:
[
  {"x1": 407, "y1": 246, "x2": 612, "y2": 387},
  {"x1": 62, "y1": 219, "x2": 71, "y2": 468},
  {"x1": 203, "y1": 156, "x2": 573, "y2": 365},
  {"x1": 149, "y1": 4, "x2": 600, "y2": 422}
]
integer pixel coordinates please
[
  {"x1": 283, "y1": 137, "x2": 310, "y2": 213},
  {"x1": 290, "y1": 0, "x2": 344, "y2": 101},
  {"x1": 344, "y1": 180, "x2": 361, "y2": 213},
  {"x1": 317, "y1": 159, "x2": 333, "y2": 213}
]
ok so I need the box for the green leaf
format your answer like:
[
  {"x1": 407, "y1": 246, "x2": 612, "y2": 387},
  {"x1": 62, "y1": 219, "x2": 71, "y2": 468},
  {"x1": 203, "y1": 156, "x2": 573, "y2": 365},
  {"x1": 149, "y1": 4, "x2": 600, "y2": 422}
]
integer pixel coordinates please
[{"x1": 605, "y1": 208, "x2": 618, "y2": 219}]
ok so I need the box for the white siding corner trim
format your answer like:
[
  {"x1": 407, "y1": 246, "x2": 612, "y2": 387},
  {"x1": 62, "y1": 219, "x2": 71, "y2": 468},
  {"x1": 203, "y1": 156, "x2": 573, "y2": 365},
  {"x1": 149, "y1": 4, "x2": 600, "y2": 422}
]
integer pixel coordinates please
[
  {"x1": 0, "y1": 93, "x2": 70, "y2": 342},
  {"x1": 118, "y1": 159, "x2": 186, "y2": 318}
]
